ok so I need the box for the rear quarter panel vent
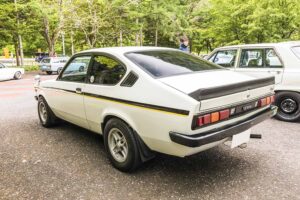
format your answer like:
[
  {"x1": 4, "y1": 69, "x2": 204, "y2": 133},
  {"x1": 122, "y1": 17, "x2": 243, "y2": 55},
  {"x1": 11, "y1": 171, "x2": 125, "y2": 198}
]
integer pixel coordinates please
[{"x1": 120, "y1": 71, "x2": 139, "y2": 87}]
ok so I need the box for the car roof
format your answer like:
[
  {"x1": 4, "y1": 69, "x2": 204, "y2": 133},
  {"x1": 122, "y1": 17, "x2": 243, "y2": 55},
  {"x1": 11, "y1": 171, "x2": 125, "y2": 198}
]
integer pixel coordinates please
[
  {"x1": 216, "y1": 41, "x2": 300, "y2": 49},
  {"x1": 79, "y1": 46, "x2": 177, "y2": 55}
]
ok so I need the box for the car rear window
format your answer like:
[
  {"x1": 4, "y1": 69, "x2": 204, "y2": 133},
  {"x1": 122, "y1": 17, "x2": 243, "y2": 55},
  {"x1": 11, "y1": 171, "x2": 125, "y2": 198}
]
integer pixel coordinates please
[
  {"x1": 41, "y1": 58, "x2": 51, "y2": 63},
  {"x1": 291, "y1": 46, "x2": 300, "y2": 59},
  {"x1": 125, "y1": 50, "x2": 222, "y2": 78}
]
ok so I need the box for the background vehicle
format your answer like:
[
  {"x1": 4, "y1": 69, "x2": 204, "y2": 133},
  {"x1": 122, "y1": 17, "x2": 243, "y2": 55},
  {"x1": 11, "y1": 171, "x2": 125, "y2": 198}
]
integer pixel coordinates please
[
  {"x1": 207, "y1": 41, "x2": 300, "y2": 122},
  {"x1": 35, "y1": 52, "x2": 49, "y2": 62},
  {"x1": 35, "y1": 47, "x2": 276, "y2": 172},
  {"x1": 0, "y1": 63, "x2": 24, "y2": 81},
  {"x1": 39, "y1": 57, "x2": 69, "y2": 75}
]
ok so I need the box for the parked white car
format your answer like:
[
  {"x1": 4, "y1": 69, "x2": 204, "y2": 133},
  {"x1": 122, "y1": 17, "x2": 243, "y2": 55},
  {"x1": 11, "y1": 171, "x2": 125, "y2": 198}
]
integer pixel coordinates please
[
  {"x1": 34, "y1": 47, "x2": 277, "y2": 171},
  {"x1": 0, "y1": 63, "x2": 24, "y2": 81},
  {"x1": 207, "y1": 41, "x2": 300, "y2": 122},
  {"x1": 39, "y1": 57, "x2": 69, "y2": 75}
]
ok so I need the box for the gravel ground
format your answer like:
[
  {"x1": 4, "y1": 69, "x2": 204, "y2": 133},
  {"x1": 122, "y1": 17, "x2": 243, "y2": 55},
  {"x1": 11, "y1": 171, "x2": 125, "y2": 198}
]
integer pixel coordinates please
[{"x1": 0, "y1": 74, "x2": 299, "y2": 200}]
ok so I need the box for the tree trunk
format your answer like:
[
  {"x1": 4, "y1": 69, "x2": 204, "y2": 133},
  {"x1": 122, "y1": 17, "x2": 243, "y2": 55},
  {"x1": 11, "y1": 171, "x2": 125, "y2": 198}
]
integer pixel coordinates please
[
  {"x1": 14, "y1": 42, "x2": 20, "y2": 66},
  {"x1": 135, "y1": 18, "x2": 139, "y2": 46},
  {"x1": 119, "y1": 30, "x2": 123, "y2": 47},
  {"x1": 71, "y1": 31, "x2": 74, "y2": 55},
  {"x1": 18, "y1": 35, "x2": 24, "y2": 66},
  {"x1": 155, "y1": 28, "x2": 158, "y2": 46},
  {"x1": 189, "y1": 38, "x2": 192, "y2": 53},
  {"x1": 139, "y1": 28, "x2": 143, "y2": 46}
]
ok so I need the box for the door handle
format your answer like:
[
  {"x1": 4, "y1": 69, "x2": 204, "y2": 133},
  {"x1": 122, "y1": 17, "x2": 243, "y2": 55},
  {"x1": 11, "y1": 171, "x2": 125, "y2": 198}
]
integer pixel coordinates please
[
  {"x1": 267, "y1": 70, "x2": 281, "y2": 74},
  {"x1": 75, "y1": 88, "x2": 82, "y2": 94}
]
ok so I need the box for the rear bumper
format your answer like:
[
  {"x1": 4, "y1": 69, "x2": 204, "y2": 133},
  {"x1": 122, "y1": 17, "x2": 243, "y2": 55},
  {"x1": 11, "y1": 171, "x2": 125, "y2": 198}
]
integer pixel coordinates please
[
  {"x1": 169, "y1": 105, "x2": 277, "y2": 147},
  {"x1": 39, "y1": 66, "x2": 51, "y2": 71}
]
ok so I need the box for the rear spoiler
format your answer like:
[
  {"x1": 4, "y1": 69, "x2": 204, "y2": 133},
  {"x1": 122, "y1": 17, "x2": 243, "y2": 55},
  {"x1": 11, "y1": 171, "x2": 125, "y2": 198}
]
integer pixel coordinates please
[{"x1": 189, "y1": 76, "x2": 275, "y2": 101}]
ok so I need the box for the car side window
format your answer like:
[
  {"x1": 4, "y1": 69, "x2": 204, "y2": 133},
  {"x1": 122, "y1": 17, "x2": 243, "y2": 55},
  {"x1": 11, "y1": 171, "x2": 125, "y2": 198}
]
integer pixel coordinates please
[
  {"x1": 239, "y1": 48, "x2": 282, "y2": 68},
  {"x1": 60, "y1": 56, "x2": 91, "y2": 82},
  {"x1": 88, "y1": 55, "x2": 126, "y2": 85},
  {"x1": 210, "y1": 50, "x2": 237, "y2": 67},
  {"x1": 265, "y1": 49, "x2": 283, "y2": 68},
  {"x1": 240, "y1": 49, "x2": 264, "y2": 68}
]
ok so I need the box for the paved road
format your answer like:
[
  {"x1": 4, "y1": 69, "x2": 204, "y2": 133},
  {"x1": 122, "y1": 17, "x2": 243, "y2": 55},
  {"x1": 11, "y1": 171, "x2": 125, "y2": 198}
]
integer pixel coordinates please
[{"x1": 0, "y1": 74, "x2": 299, "y2": 200}]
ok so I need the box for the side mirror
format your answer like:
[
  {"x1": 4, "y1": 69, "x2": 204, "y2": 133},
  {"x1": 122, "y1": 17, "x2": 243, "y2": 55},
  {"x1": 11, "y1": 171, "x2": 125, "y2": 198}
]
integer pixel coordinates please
[{"x1": 34, "y1": 75, "x2": 41, "y2": 81}]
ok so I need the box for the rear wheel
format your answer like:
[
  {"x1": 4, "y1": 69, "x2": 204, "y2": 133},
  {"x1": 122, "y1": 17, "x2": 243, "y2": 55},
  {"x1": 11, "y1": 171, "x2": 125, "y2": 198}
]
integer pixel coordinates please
[
  {"x1": 46, "y1": 71, "x2": 52, "y2": 75},
  {"x1": 104, "y1": 118, "x2": 141, "y2": 172},
  {"x1": 14, "y1": 71, "x2": 22, "y2": 80},
  {"x1": 38, "y1": 96, "x2": 59, "y2": 127},
  {"x1": 275, "y1": 92, "x2": 300, "y2": 122}
]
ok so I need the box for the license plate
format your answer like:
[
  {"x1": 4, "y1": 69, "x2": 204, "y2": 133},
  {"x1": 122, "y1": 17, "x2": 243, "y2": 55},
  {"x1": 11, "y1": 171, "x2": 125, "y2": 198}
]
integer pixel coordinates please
[
  {"x1": 231, "y1": 129, "x2": 251, "y2": 148},
  {"x1": 242, "y1": 103, "x2": 255, "y2": 111},
  {"x1": 42, "y1": 66, "x2": 48, "y2": 69}
]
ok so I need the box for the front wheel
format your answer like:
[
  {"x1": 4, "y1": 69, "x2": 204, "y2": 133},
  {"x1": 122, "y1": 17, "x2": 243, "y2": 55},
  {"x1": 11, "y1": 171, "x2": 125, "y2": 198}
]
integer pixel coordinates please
[
  {"x1": 14, "y1": 71, "x2": 22, "y2": 80},
  {"x1": 46, "y1": 71, "x2": 53, "y2": 75},
  {"x1": 38, "y1": 96, "x2": 59, "y2": 127},
  {"x1": 104, "y1": 118, "x2": 141, "y2": 172},
  {"x1": 275, "y1": 92, "x2": 300, "y2": 122}
]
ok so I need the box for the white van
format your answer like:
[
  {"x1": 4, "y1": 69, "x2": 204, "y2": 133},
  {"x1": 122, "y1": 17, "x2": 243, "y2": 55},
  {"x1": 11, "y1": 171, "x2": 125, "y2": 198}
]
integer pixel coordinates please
[{"x1": 39, "y1": 57, "x2": 69, "y2": 75}]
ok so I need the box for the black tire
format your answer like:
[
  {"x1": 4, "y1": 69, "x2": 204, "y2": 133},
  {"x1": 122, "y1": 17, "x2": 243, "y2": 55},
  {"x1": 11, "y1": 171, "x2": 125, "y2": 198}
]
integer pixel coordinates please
[
  {"x1": 104, "y1": 118, "x2": 141, "y2": 172},
  {"x1": 38, "y1": 96, "x2": 59, "y2": 127},
  {"x1": 275, "y1": 92, "x2": 300, "y2": 122},
  {"x1": 46, "y1": 71, "x2": 53, "y2": 75},
  {"x1": 14, "y1": 71, "x2": 22, "y2": 80},
  {"x1": 57, "y1": 68, "x2": 62, "y2": 74}
]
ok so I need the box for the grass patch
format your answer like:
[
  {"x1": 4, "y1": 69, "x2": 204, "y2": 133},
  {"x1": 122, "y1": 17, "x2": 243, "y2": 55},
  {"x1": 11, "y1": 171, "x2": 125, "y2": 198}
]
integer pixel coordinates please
[{"x1": 23, "y1": 65, "x2": 39, "y2": 72}]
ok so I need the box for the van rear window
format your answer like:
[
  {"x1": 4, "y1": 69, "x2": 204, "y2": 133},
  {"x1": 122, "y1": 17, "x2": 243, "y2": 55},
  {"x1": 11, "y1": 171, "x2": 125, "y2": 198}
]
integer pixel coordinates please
[
  {"x1": 125, "y1": 50, "x2": 222, "y2": 78},
  {"x1": 41, "y1": 58, "x2": 51, "y2": 63}
]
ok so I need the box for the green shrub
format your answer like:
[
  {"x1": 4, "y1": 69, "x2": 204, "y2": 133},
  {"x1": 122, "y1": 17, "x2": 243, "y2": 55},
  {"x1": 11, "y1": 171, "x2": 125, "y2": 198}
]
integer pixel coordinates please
[{"x1": 24, "y1": 65, "x2": 39, "y2": 72}]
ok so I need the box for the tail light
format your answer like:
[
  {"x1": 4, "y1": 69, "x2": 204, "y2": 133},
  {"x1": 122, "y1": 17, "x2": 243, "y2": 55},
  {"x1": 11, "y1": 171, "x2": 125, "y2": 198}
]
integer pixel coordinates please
[
  {"x1": 211, "y1": 112, "x2": 220, "y2": 123},
  {"x1": 195, "y1": 95, "x2": 275, "y2": 128},
  {"x1": 258, "y1": 95, "x2": 275, "y2": 107}
]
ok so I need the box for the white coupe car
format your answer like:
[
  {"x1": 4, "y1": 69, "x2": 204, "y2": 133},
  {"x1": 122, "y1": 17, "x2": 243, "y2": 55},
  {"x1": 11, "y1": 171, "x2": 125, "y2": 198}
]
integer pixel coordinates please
[
  {"x1": 207, "y1": 41, "x2": 300, "y2": 122},
  {"x1": 0, "y1": 63, "x2": 24, "y2": 81},
  {"x1": 34, "y1": 47, "x2": 277, "y2": 172}
]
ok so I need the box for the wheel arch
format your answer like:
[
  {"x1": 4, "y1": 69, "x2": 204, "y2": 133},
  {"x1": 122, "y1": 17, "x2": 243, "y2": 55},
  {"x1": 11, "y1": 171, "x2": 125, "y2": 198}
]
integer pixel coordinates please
[
  {"x1": 101, "y1": 112, "x2": 155, "y2": 162},
  {"x1": 274, "y1": 88, "x2": 300, "y2": 95},
  {"x1": 101, "y1": 111, "x2": 138, "y2": 134}
]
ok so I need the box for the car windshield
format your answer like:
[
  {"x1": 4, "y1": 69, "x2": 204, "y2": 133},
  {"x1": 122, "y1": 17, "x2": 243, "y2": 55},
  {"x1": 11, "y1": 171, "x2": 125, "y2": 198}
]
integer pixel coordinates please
[
  {"x1": 291, "y1": 46, "x2": 300, "y2": 59},
  {"x1": 125, "y1": 50, "x2": 222, "y2": 78}
]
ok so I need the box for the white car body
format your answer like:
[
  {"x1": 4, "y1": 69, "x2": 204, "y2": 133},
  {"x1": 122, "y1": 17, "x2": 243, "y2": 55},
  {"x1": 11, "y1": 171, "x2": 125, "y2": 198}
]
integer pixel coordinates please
[
  {"x1": 34, "y1": 47, "x2": 276, "y2": 160},
  {"x1": 39, "y1": 57, "x2": 69, "y2": 74},
  {"x1": 207, "y1": 41, "x2": 300, "y2": 121},
  {"x1": 0, "y1": 63, "x2": 24, "y2": 81}
]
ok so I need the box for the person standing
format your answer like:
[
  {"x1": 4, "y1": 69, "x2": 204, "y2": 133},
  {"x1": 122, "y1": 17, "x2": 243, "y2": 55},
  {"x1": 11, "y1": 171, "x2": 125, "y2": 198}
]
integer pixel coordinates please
[{"x1": 179, "y1": 36, "x2": 189, "y2": 52}]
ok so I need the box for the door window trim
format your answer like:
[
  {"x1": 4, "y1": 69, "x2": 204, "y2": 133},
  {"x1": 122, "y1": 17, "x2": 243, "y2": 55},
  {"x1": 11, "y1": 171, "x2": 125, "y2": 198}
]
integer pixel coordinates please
[
  {"x1": 208, "y1": 48, "x2": 239, "y2": 68},
  {"x1": 237, "y1": 46, "x2": 285, "y2": 69},
  {"x1": 57, "y1": 53, "x2": 93, "y2": 82},
  {"x1": 85, "y1": 52, "x2": 127, "y2": 86}
]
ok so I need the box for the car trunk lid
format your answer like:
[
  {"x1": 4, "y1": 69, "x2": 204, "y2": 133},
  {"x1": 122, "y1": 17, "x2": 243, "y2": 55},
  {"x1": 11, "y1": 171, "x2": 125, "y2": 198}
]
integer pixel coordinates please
[{"x1": 159, "y1": 70, "x2": 275, "y2": 112}]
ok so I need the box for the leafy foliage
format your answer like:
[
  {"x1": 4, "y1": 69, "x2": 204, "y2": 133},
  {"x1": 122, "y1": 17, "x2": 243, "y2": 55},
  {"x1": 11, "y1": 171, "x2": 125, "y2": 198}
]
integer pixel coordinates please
[{"x1": 0, "y1": 0, "x2": 300, "y2": 56}]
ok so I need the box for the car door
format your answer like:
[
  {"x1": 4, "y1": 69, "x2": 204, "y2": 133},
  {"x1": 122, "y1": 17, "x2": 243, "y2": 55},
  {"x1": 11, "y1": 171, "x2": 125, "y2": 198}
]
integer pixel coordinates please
[
  {"x1": 0, "y1": 63, "x2": 6, "y2": 80},
  {"x1": 83, "y1": 54, "x2": 127, "y2": 133},
  {"x1": 235, "y1": 48, "x2": 284, "y2": 84},
  {"x1": 208, "y1": 49, "x2": 238, "y2": 70},
  {"x1": 51, "y1": 55, "x2": 92, "y2": 129},
  {"x1": 0, "y1": 64, "x2": 13, "y2": 81}
]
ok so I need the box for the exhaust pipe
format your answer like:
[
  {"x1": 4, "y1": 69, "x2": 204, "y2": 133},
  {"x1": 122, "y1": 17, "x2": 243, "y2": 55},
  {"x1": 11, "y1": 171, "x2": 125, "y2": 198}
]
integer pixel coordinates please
[{"x1": 250, "y1": 134, "x2": 262, "y2": 139}]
